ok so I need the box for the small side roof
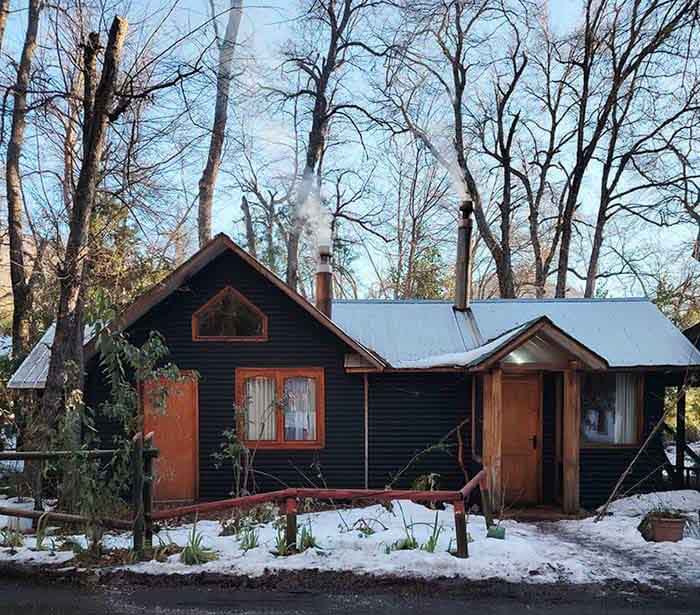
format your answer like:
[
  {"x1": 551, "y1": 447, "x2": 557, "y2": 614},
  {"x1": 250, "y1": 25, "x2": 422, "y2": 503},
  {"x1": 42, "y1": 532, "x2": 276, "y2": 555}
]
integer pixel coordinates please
[
  {"x1": 8, "y1": 325, "x2": 55, "y2": 389},
  {"x1": 386, "y1": 316, "x2": 608, "y2": 370}
]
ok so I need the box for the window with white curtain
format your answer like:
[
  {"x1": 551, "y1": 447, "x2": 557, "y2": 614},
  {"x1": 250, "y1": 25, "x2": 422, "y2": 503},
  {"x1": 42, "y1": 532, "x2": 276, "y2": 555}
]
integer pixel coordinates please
[
  {"x1": 244, "y1": 376, "x2": 277, "y2": 440},
  {"x1": 237, "y1": 368, "x2": 324, "y2": 448},
  {"x1": 581, "y1": 373, "x2": 641, "y2": 445},
  {"x1": 284, "y1": 377, "x2": 316, "y2": 441}
]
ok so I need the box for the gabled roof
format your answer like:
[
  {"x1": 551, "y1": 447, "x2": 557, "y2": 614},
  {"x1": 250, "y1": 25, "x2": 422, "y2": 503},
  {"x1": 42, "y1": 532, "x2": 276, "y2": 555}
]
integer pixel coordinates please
[
  {"x1": 332, "y1": 298, "x2": 700, "y2": 370},
  {"x1": 81, "y1": 234, "x2": 385, "y2": 369},
  {"x1": 10, "y1": 234, "x2": 386, "y2": 388}
]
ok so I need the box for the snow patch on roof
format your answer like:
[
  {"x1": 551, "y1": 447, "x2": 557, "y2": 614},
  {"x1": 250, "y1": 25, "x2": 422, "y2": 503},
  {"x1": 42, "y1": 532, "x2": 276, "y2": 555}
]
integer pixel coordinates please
[{"x1": 393, "y1": 322, "x2": 530, "y2": 369}]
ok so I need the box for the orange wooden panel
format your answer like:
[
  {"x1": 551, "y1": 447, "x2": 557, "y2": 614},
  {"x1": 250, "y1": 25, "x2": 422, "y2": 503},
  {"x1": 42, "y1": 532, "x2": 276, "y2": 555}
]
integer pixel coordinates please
[
  {"x1": 142, "y1": 373, "x2": 199, "y2": 503},
  {"x1": 502, "y1": 374, "x2": 540, "y2": 504}
]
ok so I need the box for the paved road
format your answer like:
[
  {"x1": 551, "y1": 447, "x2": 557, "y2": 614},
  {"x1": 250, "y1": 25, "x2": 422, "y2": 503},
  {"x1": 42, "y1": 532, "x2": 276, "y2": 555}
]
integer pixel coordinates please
[{"x1": 1, "y1": 578, "x2": 699, "y2": 615}]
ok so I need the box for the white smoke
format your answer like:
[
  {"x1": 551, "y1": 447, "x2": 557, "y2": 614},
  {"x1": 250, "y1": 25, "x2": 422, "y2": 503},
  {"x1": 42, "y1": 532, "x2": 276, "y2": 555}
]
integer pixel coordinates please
[{"x1": 298, "y1": 176, "x2": 332, "y2": 252}]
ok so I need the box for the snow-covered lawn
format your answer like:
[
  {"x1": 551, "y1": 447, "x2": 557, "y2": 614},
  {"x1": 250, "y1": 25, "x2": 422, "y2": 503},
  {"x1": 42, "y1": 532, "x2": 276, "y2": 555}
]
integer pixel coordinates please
[{"x1": 1, "y1": 491, "x2": 699, "y2": 586}]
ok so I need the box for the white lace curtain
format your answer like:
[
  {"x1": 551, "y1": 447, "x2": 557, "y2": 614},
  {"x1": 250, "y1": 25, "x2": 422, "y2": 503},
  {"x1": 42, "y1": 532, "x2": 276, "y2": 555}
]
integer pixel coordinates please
[
  {"x1": 245, "y1": 377, "x2": 276, "y2": 440},
  {"x1": 284, "y1": 377, "x2": 316, "y2": 441},
  {"x1": 614, "y1": 374, "x2": 638, "y2": 444}
]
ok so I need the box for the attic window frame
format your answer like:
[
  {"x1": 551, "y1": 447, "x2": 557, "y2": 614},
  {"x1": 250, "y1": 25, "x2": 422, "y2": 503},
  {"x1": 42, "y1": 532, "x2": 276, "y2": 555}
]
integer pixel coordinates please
[{"x1": 191, "y1": 286, "x2": 268, "y2": 342}]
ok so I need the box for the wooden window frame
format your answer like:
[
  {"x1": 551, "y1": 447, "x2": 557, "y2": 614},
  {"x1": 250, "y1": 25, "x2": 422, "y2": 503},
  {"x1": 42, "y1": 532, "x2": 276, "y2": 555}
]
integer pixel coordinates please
[
  {"x1": 580, "y1": 371, "x2": 645, "y2": 449},
  {"x1": 192, "y1": 286, "x2": 268, "y2": 342},
  {"x1": 235, "y1": 367, "x2": 325, "y2": 450}
]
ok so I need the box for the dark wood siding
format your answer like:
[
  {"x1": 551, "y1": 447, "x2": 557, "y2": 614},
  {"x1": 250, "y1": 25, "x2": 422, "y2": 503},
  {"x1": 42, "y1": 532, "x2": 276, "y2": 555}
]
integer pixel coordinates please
[
  {"x1": 367, "y1": 373, "x2": 471, "y2": 490},
  {"x1": 579, "y1": 373, "x2": 668, "y2": 509},
  {"x1": 90, "y1": 249, "x2": 365, "y2": 498}
]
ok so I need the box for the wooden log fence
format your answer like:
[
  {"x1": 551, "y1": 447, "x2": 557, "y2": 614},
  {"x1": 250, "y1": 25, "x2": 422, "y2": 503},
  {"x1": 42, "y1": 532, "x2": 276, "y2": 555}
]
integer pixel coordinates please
[
  {"x1": 0, "y1": 440, "x2": 158, "y2": 552},
  {"x1": 151, "y1": 468, "x2": 492, "y2": 559},
  {"x1": 1, "y1": 444, "x2": 491, "y2": 559}
]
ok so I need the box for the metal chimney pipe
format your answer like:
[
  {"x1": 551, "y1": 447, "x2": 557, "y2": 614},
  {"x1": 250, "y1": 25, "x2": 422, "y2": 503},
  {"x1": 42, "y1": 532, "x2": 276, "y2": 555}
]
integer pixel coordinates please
[
  {"x1": 315, "y1": 243, "x2": 333, "y2": 318},
  {"x1": 454, "y1": 200, "x2": 474, "y2": 311}
]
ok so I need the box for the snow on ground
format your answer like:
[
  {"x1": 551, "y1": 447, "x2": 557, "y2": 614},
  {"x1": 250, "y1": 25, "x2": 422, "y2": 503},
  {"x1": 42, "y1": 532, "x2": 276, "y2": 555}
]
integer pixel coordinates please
[
  {"x1": 1, "y1": 492, "x2": 699, "y2": 586},
  {"x1": 601, "y1": 489, "x2": 700, "y2": 517}
]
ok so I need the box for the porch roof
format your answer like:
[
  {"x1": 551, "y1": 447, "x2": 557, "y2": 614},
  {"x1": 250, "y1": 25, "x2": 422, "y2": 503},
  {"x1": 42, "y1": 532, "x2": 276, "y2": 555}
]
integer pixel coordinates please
[{"x1": 332, "y1": 298, "x2": 700, "y2": 370}]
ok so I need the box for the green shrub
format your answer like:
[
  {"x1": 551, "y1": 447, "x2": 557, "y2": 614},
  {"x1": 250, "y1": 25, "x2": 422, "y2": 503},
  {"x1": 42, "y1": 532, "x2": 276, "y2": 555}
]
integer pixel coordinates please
[
  {"x1": 420, "y1": 512, "x2": 443, "y2": 553},
  {"x1": 297, "y1": 522, "x2": 318, "y2": 552},
  {"x1": 274, "y1": 527, "x2": 293, "y2": 556},
  {"x1": 180, "y1": 523, "x2": 218, "y2": 565},
  {"x1": 0, "y1": 527, "x2": 23, "y2": 549},
  {"x1": 239, "y1": 527, "x2": 259, "y2": 551},
  {"x1": 389, "y1": 502, "x2": 417, "y2": 551}
]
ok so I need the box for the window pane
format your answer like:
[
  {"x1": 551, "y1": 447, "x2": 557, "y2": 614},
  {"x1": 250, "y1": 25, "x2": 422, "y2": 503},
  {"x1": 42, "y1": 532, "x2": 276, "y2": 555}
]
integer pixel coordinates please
[
  {"x1": 614, "y1": 374, "x2": 638, "y2": 444},
  {"x1": 244, "y1": 377, "x2": 276, "y2": 440},
  {"x1": 581, "y1": 373, "x2": 638, "y2": 444},
  {"x1": 283, "y1": 377, "x2": 316, "y2": 441},
  {"x1": 197, "y1": 290, "x2": 264, "y2": 338}
]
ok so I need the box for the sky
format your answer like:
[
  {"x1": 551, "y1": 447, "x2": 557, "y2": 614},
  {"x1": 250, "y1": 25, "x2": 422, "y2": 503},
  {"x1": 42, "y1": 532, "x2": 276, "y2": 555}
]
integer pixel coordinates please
[{"x1": 2, "y1": 0, "x2": 696, "y2": 298}]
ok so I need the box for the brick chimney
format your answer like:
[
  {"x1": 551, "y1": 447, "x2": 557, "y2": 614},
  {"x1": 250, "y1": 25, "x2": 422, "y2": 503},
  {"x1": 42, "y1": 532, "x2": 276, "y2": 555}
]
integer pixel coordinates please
[
  {"x1": 454, "y1": 200, "x2": 473, "y2": 311},
  {"x1": 315, "y1": 243, "x2": 332, "y2": 318}
]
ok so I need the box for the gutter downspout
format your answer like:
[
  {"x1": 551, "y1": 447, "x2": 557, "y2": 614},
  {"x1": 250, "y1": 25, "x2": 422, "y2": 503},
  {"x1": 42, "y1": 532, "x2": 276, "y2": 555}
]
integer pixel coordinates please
[{"x1": 364, "y1": 373, "x2": 369, "y2": 489}]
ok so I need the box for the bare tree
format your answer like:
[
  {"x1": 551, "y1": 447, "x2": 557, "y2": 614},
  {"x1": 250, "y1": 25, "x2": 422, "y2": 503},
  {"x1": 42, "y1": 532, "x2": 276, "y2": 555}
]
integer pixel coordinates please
[
  {"x1": 198, "y1": 0, "x2": 244, "y2": 247},
  {"x1": 269, "y1": 0, "x2": 380, "y2": 291},
  {"x1": 554, "y1": 0, "x2": 700, "y2": 297},
  {"x1": 382, "y1": 0, "x2": 528, "y2": 298},
  {"x1": 41, "y1": 17, "x2": 129, "y2": 425},
  {"x1": 40, "y1": 7, "x2": 207, "y2": 424},
  {"x1": 0, "y1": 0, "x2": 10, "y2": 54},
  {"x1": 5, "y1": 0, "x2": 44, "y2": 357},
  {"x1": 372, "y1": 135, "x2": 453, "y2": 299}
]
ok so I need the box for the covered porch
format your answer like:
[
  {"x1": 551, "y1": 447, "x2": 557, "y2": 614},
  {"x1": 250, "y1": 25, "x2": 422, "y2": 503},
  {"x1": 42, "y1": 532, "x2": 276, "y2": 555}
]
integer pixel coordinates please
[{"x1": 470, "y1": 317, "x2": 609, "y2": 514}]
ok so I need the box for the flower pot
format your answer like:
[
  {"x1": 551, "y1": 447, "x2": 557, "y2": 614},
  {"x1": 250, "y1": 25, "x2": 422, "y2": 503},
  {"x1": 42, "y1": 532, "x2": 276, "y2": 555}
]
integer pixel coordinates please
[
  {"x1": 487, "y1": 525, "x2": 506, "y2": 540},
  {"x1": 649, "y1": 517, "x2": 685, "y2": 542}
]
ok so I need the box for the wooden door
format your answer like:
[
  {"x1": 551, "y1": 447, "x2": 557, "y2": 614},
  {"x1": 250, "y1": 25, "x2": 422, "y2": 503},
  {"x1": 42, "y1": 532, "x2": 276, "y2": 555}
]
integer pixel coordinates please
[
  {"x1": 502, "y1": 374, "x2": 540, "y2": 504},
  {"x1": 142, "y1": 373, "x2": 199, "y2": 503}
]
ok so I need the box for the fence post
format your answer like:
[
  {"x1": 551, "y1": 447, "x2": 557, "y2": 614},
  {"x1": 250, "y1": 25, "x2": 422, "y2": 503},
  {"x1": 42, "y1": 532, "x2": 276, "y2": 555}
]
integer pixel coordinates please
[
  {"x1": 132, "y1": 432, "x2": 144, "y2": 554},
  {"x1": 143, "y1": 434, "x2": 155, "y2": 551},
  {"x1": 480, "y1": 472, "x2": 494, "y2": 529},
  {"x1": 454, "y1": 499, "x2": 469, "y2": 558},
  {"x1": 285, "y1": 497, "x2": 297, "y2": 552}
]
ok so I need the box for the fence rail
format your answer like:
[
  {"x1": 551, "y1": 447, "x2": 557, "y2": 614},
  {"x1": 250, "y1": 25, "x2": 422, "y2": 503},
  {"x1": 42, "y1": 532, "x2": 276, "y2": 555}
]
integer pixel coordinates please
[
  {"x1": 152, "y1": 469, "x2": 491, "y2": 558},
  {"x1": 2, "y1": 443, "x2": 491, "y2": 559},
  {"x1": 0, "y1": 436, "x2": 157, "y2": 551}
]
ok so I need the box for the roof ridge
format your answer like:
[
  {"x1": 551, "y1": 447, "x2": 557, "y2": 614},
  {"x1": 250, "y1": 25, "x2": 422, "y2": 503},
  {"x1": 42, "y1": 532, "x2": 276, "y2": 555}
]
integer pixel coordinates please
[{"x1": 332, "y1": 297, "x2": 651, "y2": 304}]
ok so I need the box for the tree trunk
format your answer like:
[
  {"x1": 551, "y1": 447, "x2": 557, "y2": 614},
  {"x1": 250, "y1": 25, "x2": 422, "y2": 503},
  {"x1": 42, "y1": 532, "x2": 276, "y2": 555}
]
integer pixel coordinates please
[
  {"x1": 554, "y1": 172, "x2": 584, "y2": 297},
  {"x1": 197, "y1": 0, "x2": 243, "y2": 247},
  {"x1": 240, "y1": 195, "x2": 257, "y2": 258},
  {"x1": 5, "y1": 0, "x2": 42, "y2": 358},
  {"x1": 41, "y1": 16, "x2": 128, "y2": 429},
  {"x1": 584, "y1": 198, "x2": 609, "y2": 298},
  {"x1": 0, "y1": 0, "x2": 10, "y2": 53}
]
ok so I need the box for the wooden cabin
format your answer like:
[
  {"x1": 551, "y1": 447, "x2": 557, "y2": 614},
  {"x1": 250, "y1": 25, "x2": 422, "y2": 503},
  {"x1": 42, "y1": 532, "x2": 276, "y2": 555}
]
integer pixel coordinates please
[{"x1": 9, "y1": 233, "x2": 700, "y2": 512}]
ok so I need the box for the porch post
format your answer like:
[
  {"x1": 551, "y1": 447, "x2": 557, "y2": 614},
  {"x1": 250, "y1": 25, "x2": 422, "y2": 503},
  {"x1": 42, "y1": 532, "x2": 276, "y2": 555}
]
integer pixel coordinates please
[
  {"x1": 674, "y1": 387, "x2": 686, "y2": 489},
  {"x1": 483, "y1": 367, "x2": 503, "y2": 509},
  {"x1": 563, "y1": 365, "x2": 581, "y2": 514}
]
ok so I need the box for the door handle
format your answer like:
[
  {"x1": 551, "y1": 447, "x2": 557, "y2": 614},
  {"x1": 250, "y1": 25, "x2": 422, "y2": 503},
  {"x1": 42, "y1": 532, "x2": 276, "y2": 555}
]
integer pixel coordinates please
[{"x1": 529, "y1": 435, "x2": 537, "y2": 450}]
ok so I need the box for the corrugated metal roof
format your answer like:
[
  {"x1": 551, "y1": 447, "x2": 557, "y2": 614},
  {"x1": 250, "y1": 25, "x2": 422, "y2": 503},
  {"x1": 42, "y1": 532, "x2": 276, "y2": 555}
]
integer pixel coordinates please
[
  {"x1": 332, "y1": 298, "x2": 700, "y2": 369},
  {"x1": 11, "y1": 297, "x2": 700, "y2": 389},
  {"x1": 8, "y1": 324, "x2": 97, "y2": 389},
  {"x1": 8, "y1": 325, "x2": 56, "y2": 389},
  {"x1": 390, "y1": 320, "x2": 532, "y2": 369}
]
